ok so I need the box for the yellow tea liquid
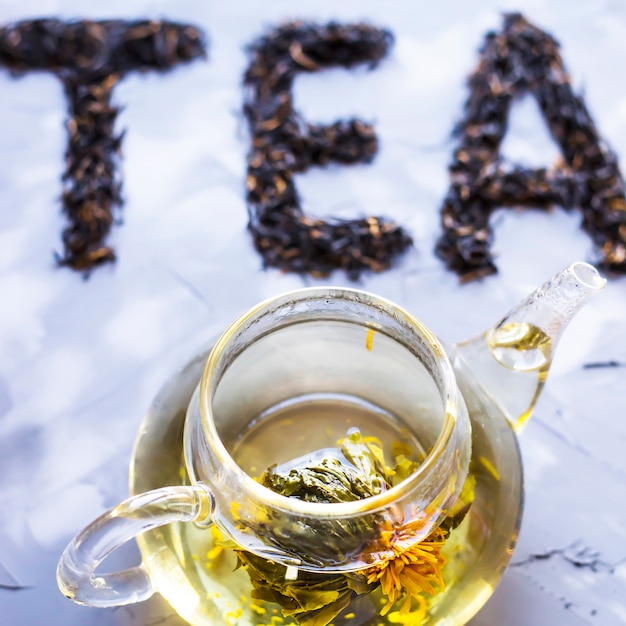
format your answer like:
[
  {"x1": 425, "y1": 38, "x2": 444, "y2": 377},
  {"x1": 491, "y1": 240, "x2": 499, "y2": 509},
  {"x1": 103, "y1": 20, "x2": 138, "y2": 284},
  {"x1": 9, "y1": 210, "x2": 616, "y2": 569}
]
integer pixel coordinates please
[
  {"x1": 132, "y1": 379, "x2": 521, "y2": 626},
  {"x1": 231, "y1": 393, "x2": 424, "y2": 478}
]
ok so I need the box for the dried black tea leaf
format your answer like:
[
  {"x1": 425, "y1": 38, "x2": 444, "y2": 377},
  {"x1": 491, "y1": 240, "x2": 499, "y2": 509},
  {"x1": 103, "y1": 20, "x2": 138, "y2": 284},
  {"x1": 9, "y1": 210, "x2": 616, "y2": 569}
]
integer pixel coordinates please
[
  {"x1": 243, "y1": 21, "x2": 412, "y2": 279},
  {"x1": 437, "y1": 13, "x2": 626, "y2": 281},
  {"x1": 0, "y1": 19, "x2": 206, "y2": 272}
]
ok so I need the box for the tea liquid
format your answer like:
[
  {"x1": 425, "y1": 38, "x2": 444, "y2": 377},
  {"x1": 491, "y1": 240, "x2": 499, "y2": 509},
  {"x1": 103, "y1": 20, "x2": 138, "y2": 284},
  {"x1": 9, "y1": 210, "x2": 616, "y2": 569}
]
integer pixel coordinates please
[
  {"x1": 455, "y1": 322, "x2": 551, "y2": 432},
  {"x1": 230, "y1": 393, "x2": 424, "y2": 479},
  {"x1": 184, "y1": 393, "x2": 428, "y2": 626},
  {"x1": 133, "y1": 384, "x2": 521, "y2": 626}
]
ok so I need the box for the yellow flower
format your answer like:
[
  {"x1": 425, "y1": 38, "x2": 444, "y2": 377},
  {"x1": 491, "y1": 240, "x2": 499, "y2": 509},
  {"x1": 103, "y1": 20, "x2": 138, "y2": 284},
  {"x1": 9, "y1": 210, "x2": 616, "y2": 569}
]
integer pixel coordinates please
[{"x1": 361, "y1": 522, "x2": 447, "y2": 616}]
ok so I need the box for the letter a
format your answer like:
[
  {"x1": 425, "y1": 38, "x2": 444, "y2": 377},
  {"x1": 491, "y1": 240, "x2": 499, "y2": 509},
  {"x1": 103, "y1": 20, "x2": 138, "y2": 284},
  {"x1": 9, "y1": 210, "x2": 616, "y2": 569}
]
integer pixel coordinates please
[{"x1": 437, "y1": 13, "x2": 626, "y2": 281}]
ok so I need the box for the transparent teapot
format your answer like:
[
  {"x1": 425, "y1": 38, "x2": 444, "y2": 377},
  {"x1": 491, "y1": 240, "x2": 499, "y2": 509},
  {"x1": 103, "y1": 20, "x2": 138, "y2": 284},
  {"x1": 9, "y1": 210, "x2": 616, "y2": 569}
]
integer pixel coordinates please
[{"x1": 57, "y1": 262, "x2": 605, "y2": 626}]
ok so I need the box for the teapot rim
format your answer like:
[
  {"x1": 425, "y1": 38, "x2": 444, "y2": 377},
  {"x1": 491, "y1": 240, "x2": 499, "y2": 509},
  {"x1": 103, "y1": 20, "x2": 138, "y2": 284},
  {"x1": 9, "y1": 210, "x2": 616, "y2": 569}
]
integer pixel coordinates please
[{"x1": 196, "y1": 286, "x2": 464, "y2": 519}]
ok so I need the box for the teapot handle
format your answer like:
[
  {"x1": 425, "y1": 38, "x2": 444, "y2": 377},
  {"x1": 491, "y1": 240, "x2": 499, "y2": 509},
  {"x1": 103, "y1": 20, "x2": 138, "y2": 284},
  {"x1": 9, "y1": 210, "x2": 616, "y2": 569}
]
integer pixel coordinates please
[{"x1": 56, "y1": 484, "x2": 214, "y2": 607}]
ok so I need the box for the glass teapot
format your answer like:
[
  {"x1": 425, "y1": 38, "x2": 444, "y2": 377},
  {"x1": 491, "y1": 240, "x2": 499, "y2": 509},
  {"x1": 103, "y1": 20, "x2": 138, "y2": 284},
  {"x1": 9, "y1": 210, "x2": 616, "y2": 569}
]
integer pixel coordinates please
[{"x1": 57, "y1": 262, "x2": 605, "y2": 626}]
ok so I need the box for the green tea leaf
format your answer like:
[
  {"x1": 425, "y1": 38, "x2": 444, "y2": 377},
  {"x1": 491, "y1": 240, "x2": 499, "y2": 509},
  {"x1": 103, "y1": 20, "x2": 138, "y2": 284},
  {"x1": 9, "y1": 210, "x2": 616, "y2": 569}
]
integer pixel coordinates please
[{"x1": 233, "y1": 429, "x2": 465, "y2": 626}]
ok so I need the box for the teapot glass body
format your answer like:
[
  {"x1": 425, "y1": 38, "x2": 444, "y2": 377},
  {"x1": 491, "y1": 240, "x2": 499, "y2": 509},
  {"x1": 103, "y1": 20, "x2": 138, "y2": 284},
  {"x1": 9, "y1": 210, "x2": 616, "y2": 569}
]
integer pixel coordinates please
[
  {"x1": 57, "y1": 263, "x2": 605, "y2": 625},
  {"x1": 185, "y1": 288, "x2": 472, "y2": 572}
]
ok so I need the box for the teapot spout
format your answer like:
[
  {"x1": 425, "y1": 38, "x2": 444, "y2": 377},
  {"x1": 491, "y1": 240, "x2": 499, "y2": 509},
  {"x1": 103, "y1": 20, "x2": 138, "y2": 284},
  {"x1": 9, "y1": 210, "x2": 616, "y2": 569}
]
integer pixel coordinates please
[{"x1": 453, "y1": 262, "x2": 606, "y2": 432}]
